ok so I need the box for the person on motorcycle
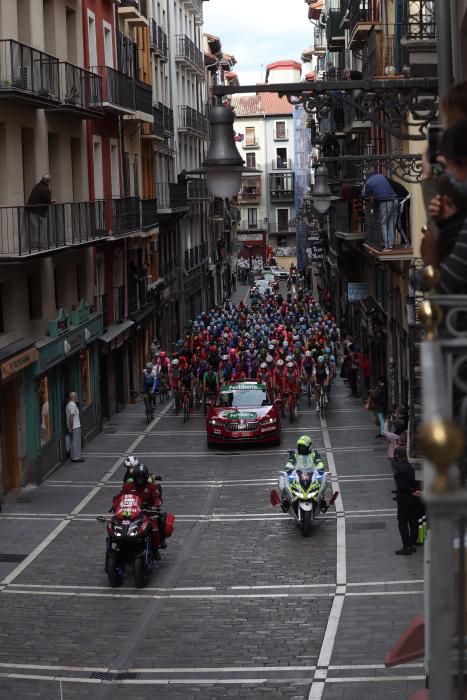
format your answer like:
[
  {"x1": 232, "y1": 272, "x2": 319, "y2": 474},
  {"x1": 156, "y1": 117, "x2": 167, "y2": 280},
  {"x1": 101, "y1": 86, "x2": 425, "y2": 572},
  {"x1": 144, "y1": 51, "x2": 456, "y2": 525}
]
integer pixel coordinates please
[
  {"x1": 313, "y1": 356, "x2": 329, "y2": 412},
  {"x1": 115, "y1": 464, "x2": 167, "y2": 559},
  {"x1": 123, "y1": 455, "x2": 140, "y2": 482},
  {"x1": 284, "y1": 436, "x2": 327, "y2": 511}
]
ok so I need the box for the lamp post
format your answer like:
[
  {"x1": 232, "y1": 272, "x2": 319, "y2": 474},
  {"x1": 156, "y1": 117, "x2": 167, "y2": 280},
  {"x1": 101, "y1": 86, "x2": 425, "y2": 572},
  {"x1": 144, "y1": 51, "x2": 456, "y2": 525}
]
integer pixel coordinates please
[
  {"x1": 304, "y1": 165, "x2": 339, "y2": 215},
  {"x1": 188, "y1": 104, "x2": 260, "y2": 198}
]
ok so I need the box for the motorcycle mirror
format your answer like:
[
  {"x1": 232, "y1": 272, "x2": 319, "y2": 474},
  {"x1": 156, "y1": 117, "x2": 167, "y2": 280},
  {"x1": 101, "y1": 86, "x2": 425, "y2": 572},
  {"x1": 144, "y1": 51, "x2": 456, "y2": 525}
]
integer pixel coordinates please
[
  {"x1": 270, "y1": 489, "x2": 281, "y2": 507},
  {"x1": 96, "y1": 516, "x2": 106, "y2": 522}
]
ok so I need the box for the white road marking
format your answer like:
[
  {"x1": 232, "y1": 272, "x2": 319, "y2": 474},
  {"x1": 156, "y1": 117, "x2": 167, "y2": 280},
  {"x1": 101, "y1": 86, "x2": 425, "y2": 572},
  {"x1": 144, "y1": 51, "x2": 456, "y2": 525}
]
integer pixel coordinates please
[
  {"x1": 0, "y1": 402, "x2": 173, "y2": 586},
  {"x1": 308, "y1": 413, "x2": 346, "y2": 700},
  {"x1": 326, "y1": 675, "x2": 425, "y2": 683}
]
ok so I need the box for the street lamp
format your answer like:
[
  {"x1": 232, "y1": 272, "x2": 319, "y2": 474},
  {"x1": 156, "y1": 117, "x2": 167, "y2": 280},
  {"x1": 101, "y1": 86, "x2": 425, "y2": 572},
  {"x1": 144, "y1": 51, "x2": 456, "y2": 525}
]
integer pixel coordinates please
[
  {"x1": 188, "y1": 104, "x2": 260, "y2": 198},
  {"x1": 307, "y1": 165, "x2": 339, "y2": 214}
]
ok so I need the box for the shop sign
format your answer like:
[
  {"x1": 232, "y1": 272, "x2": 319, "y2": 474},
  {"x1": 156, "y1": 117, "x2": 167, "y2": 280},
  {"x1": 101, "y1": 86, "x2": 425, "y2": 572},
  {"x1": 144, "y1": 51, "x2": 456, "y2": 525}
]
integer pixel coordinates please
[
  {"x1": 36, "y1": 313, "x2": 103, "y2": 375},
  {"x1": 1, "y1": 347, "x2": 38, "y2": 380},
  {"x1": 237, "y1": 233, "x2": 263, "y2": 242},
  {"x1": 347, "y1": 283, "x2": 369, "y2": 302}
]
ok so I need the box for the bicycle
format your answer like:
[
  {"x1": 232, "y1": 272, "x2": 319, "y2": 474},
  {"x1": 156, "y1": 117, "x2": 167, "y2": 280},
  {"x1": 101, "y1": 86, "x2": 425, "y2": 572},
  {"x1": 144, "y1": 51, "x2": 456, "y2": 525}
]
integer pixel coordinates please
[
  {"x1": 173, "y1": 386, "x2": 182, "y2": 415},
  {"x1": 303, "y1": 374, "x2": 313, "y2": 407},
  {"x1": 203, "y1": 390, "x2": 216, "y2": 416},
  {"x1": 159, "y1": 374, "x2": 170, "y2": 403},
  {"x1": 192, "y1": 378, "x2": 202, "y2": 409},
  {"x1": 182, "y1": 387, "x2": 192, "y2": 423},
  {"x1": 284, "y1": 391, "x2": 297, "y2": 423},
  {"x1": 143, "y1": 392, "x2": 155, "y2": 423},
  {"x1": 318, "y1": 385, "x2": 328, "y2": 419}
]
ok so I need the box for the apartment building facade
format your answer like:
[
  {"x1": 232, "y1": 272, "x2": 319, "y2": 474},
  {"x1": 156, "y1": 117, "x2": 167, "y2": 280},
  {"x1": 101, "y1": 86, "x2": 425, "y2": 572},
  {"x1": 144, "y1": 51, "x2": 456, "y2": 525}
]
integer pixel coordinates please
[
  {"x1": 0, "y1": 0, "x2": 228, "y2": 502},
  {"x1": 232, "y1": 61, "x2": 300, "y2": 263},
  {"x1": 304, "y1": 0, "x2": 436, "y2": 422}
]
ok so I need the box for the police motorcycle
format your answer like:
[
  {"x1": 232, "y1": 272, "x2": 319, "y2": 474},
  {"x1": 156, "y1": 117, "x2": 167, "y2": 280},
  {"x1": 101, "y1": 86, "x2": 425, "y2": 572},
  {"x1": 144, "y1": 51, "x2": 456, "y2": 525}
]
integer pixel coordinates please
[{"x1": 270, "y1": 436, "x2": 338, "y2": 537}]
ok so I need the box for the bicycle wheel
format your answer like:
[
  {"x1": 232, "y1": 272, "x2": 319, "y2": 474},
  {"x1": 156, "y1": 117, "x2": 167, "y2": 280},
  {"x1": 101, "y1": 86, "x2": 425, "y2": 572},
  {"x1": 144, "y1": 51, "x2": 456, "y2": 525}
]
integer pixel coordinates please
[
  {"x1": 144, "y1": 398, "x2": 151, "y2": 424},
  {"x1": 320, "y1": 392, "x2": 326, "y2": 419}
]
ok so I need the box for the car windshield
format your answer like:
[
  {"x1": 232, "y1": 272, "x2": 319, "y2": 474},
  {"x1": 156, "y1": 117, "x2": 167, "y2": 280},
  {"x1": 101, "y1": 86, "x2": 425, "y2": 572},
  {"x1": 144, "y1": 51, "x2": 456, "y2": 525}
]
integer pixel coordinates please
[{"x1": 216, "y1": 385, "x2": 269, "y2": 407}]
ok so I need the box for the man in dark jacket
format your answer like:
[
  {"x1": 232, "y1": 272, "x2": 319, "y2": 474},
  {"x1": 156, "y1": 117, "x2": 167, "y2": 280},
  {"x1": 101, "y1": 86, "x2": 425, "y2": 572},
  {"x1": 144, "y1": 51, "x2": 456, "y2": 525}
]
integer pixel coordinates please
[
  {"x1": 25, "y1": 175, "x2": 53, "y2": 250},
  {"x1": 393, "y1": 447, "x2": 422, "y2": 555}
]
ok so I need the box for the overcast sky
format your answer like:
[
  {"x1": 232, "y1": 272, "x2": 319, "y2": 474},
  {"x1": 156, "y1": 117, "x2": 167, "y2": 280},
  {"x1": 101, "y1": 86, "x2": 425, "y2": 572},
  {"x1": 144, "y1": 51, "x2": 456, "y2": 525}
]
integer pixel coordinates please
[{"x1": 202, "y1": 0, "x2": 314, "y2": 86}]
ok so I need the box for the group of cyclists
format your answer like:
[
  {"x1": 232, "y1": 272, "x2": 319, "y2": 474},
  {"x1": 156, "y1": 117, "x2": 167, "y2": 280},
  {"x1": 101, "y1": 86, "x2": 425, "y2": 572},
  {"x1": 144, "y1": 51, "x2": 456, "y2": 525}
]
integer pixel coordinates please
[{"x1": 140, "y1": 272, "x2": 340, "y2": 421}]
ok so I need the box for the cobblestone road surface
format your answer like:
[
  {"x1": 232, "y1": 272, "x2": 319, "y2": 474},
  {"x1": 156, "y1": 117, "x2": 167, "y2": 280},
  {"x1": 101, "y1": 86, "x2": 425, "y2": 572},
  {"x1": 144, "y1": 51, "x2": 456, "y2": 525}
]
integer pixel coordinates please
[{"x1": 0, "y1": 284, "x2": 423, "y2": 699}]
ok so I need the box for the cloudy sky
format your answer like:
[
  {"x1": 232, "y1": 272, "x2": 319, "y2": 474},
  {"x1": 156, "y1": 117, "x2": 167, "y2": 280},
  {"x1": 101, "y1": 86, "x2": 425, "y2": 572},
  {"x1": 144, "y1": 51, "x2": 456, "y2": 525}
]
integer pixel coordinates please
[{"x1": 203, "y1": 0, "x2": 314, "y2": 86}]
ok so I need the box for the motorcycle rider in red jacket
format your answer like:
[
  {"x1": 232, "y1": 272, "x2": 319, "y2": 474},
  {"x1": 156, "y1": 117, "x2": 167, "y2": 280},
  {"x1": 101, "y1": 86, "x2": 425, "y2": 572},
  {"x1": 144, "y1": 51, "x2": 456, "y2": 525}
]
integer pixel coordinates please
[{"x1": 113, "y1": 464, "x2": 166, "y2": 559}]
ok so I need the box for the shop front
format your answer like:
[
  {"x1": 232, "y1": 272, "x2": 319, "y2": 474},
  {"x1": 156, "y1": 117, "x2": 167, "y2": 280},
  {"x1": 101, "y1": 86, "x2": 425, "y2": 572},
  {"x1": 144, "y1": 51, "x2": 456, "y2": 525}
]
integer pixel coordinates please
[
  {"x1": 99, "y1": 319, "x2": 134, "y2": 418},
  {"x1": 25, "y1": 309, "x2": 103, "y2": 483},
  {"x1": 0, "y1": 341, "x2": 38, "y2": 499}
]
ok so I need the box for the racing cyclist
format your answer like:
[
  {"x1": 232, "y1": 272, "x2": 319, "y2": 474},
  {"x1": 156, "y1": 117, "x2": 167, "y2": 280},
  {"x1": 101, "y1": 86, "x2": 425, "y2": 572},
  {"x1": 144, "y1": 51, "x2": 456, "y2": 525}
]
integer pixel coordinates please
[
  {"x1": 141, "y1": 363, "x2": 156, "y2": 415},
  {"x1": 313, "y1": 356, "x2": 329, "y2": 413}
]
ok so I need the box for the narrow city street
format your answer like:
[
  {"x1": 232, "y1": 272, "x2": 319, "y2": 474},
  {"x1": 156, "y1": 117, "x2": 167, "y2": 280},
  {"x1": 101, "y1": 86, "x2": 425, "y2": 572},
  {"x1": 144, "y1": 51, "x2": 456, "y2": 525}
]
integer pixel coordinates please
[{"x1": 0, "y1": 287, "x2": 422, "y2": 700}]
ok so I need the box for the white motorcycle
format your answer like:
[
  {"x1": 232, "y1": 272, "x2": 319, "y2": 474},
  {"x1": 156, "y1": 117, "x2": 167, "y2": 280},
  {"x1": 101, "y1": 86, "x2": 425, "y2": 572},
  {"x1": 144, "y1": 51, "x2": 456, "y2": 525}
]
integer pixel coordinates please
[{"x1": 270, "y1": 457, "x2": 338, "y2": 537}]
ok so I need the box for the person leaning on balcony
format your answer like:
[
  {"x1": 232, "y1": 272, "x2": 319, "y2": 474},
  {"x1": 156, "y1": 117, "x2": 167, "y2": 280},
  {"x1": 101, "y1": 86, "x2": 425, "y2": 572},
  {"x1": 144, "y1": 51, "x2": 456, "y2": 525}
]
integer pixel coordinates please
[
  {"x1": 362, "y1": 170, "x2": 398, "y2": 249},
  {"x1": 342, "y1": 68, "x2": 363, "y2": 81},
  {"x1": 24, "y1": 174, "x2": 53, "y2": 251}
]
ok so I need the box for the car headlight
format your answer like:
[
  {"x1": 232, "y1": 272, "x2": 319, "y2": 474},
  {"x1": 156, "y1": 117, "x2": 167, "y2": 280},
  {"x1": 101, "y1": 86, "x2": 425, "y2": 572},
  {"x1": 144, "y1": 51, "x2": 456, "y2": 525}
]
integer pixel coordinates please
[
  {"x1": 262, "y1": 417, "x2": 277, "y2": 424},
  {"x1": 209, "y1": 418, "x2": 222, "y2": 427}
]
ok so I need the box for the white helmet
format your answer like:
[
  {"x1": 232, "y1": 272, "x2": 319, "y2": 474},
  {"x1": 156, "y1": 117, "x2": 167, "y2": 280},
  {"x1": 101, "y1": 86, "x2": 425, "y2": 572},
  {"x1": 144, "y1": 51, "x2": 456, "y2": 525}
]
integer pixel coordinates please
[
  {"x1": 222, "y1": 355, "x2": 229, "y2": 361},
  {"x1": 266, "y1": 354, "x2": 274, "y2": 364},
  {"x1": 172, "y1": 358, "x2": 179, "y2": 366},
  {"x1": 287, "y1": 361, "x2": 295, "y2": 370},
  {"x1": 305, "y1": 350, "x2": 312, "y2": 357},
  {"x1": 124, "y1": 455, "x2": 140, "y2": 470},
  {"x1": 277, "y1": 358, "x2": 285, "y2": 367},
  {"x1": 260, "y1": 362, "x2": 267, "y2": 370},
  {"x1": 286, "y1": 355, "x2": 293, "y2": 363}
]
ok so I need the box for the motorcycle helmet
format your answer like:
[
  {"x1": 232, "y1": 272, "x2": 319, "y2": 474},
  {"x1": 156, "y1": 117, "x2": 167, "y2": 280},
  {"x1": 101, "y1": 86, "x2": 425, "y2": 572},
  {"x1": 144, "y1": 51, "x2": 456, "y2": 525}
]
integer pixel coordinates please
[
  {"x1": 133, "y1": 464, "x2": 150, "y2": 487},
  {"x1": 124, "y1": 455, "x2": 140, "y2": 471},
  {"x1": 316, "y1": 461, "x2": 325, "y2": 472},
  {"x1": 297, "y1": 435, "x2": 313, "y2": 456}
]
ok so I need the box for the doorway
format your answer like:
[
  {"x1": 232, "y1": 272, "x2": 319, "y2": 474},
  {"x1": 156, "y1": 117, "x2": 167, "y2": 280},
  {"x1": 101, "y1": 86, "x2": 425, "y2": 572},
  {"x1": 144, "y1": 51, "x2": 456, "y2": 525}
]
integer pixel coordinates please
[{"x1": 0, "y1": 380, "x2": 20, "y2": 495}]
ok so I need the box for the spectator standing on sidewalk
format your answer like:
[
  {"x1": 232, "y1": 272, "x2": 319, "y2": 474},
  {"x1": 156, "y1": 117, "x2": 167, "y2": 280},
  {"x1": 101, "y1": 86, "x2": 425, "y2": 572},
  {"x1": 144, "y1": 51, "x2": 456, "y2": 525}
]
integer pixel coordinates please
[
  {"x1": 65, "y1": 392, "x2": 85, "y2": 463},
  {"x1": 359, "y1": 349, "x2": 371, "y2": 400},
  {"x1": 372, "y1": 377, "x2": 388, "y2": 439},
  {"x1": 393, "y1": 447, "x2": 422, "y2": 555}
]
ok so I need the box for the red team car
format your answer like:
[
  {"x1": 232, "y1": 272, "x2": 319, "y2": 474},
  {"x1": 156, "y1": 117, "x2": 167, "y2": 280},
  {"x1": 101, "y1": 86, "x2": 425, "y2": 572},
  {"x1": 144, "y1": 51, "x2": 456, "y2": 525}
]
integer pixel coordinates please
[{"x1": 206, "y1": 380, "x2": 281, "y2": 447}]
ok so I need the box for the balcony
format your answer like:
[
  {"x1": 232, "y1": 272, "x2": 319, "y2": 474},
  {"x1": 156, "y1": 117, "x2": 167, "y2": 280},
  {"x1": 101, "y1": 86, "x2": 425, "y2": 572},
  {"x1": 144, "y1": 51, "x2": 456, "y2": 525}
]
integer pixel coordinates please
[
  {"x1": 183, "y1": 0, "x2": 204, "y2": 25},
  {"x1": 111, "y1": 196, "x2": 141, "y2": 236},
  {"x1": 175, "y1": 35, "x2": 205, "y2": 78},
  {"x1": 326, "y1": 7, "x2": 346, "y2": 51},
  {"x1": 348, "y1": 0, "x2": 381, "y2": 49},
  {"x1": 269, "y1": 173, "x2": 295, "y2": 202},
  {"x1": 187, "y1": 179, "x2": 209, "y2": 201},
  {"x1": 400, "y1": 1, "x2": 437, "y2": 78},
  {"x1": 242, "y1": 138, "x2": 260, "y2": 150},
  {"x1": 178, "y1": 105, "x2": 208, "y2": 138},
  {"x1": 0, "y1": 39, "x2": 60, "y2": 108},
  {"x1": 271, "y1": 158, "x2": 292, "y2": 170},
  {"x1": 133, "y1": 79, "x2": 152, "y2": 118},
  {"x1": 184, "y1": 241, "x2": 208, "y2": 271},
  {"x1": 142, "y1": 104, "x2": 165, "y2": 140},
  {"x1": 118, "y1": 0, "x2": 149, "y2": 27},
  {"x1": 150, "y1": 19, "x2": 168, "y2": 62},
  {"x1": 333, "y1": 198, "x2": 366, "y2": 241},
  {"x1": 161, "y1": 103, "x2": 174, "y2": 136},
  {"x1": 363, "y1": 199, "x2": 413, "y2": 260},
  {"x1": 0, "y1": 201, "x2": 108, "y2": 258},
  {"x1": 362, "y1": 28, "x2": 399, "y2": 79},
  {"x1": 314, "y1": 27, "x2": 327, "y2": 54},
  {"x1": 141, "y1": 198, "x2": 158, "y2": 230},
  {"x1": 268, "y1": 222, "x2": 296, "y2": 234},
  {"x1": 238, "y1": 175, "x2": 261, "y2": 205},
  {"x1": 56, "y1": 62, "x2": 103, "y2": 117},
  {"x1": 94, "y1": 65, "x2": 135, "y2": 113},
  {"x1": 160, "y1": 257, "x2": 178, "y2": 278},
  {"x1": 156, "y1": 182, "x2": 188, "y2": 213}
]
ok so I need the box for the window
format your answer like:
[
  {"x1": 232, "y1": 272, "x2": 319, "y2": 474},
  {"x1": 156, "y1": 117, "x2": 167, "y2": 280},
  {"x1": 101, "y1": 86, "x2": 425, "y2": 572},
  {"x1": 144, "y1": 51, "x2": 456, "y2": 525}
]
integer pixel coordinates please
[
  {"x1": 93, "y1": 137, "x2": 103, "y2": 199},
  {"x1": 275, "y1": 121, "x2": 287, "y2": 140},
  {"x1": 66, "y1": 7, "x2": 78, "y2": 64},
  {"x1": 277, "y1": 209, "x2": 289, "y2": 231},
  {"x1": 276, "y1": 147, "x2": 287, "y2": 169},
  {"x1": 28, "y1": 273, "x2": 42, "y2": 320},
  {"x1": 80, "y1": 349, "x2": 92, "y2": 408},
  {"x1": 110, "y1": 140, "x2": 120, "y2": 197},
  {"x1": 246, "y1": 152, "x2": 256, "y2": 168},
  {"x1": 247, "y1": 208, "x2": 257, "y2": 228},
  {"x1": 103, "y1": 22, "x2": 113, "y2": 67},
  {"x1": 39, "y1": 375, "x2": 51, "y2": 446},
  {"x1": 87, "y1": 11, "x2": 97, "y2": 68},
  {"x1": 245, "y1": 127, "x2": 256, "y2": 146}
]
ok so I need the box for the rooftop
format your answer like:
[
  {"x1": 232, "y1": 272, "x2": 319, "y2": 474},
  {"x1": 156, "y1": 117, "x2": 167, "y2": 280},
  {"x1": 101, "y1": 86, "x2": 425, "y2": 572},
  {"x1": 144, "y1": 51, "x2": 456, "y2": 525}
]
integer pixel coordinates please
[{"x1": 231, "y1": 93, "x2": 294, "y2": 117}]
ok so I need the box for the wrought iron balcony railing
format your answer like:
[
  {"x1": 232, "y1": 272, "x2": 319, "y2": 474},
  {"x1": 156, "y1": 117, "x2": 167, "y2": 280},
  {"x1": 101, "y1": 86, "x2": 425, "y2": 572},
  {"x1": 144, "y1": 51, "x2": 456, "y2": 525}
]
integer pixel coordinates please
[
  {"x1": 364, "y1": 199, "x2": 412, "y2": 252},
  {"x1": 160, "y1": 257, "x2": 177, "y2": 278},
  {"x1": 141, "y1": 198, "x2": 158, "y2": 229},
  {"x1": 150, "y1": 19, "x2": 168, "y2": 60},
  {"x1": 348, "y1": 0, "x2": 381, "y2": 45},
  {"x1": 314, "y1": 27, "x2": 327, "y2": 53},
  {"x1": 187, "y1": 179, "x2": 209, "y2": 200},
  {"x1": 0, "y1": 201, "x2": 108, "y2": 257},
  {"x1": 58, "y1": 62, "x2": 103, "y2": 115},
  {"x1": 238, "y1": 189, "x2": 261, "y2": 204},
  {"x1": 156, "y1": 183, "x2": 188, "y2": 211},
  {"x1": 402, "y1": 0, "x2": 436, "y2": 40},
  {"x1": 175, "y1": 34, "x2": 204, "y2": 76},
  {"x1": 268, "y1": 222, "x2": 297, "y2": 233},
  {"x1": 94, "y1": 65, "x2": 135, "y2": 111},
  {"x1": 178, "y1": 105, "x2": 208, "y2": 138},
  {"x1": 111, "y1": 196, "x2": 141, "y2": 236},
  {"x1": 0, "y1": 39, "x2": 60, "y2": 106},
  {"x1": 161, "y1": 103, "x2": 174, "y2": 135},
  {"x1": 332, "y1": 198, "x2": 366, "y2": 239},
  {"x1": 184, "y1": 241, "x2": 208, "y2": 270},
  {"x1": 134, "y1": 80, "x2": 152, "y2": 115},
  {"x1": 269, "y1": 173, "x2": 295, "y2": 201}
]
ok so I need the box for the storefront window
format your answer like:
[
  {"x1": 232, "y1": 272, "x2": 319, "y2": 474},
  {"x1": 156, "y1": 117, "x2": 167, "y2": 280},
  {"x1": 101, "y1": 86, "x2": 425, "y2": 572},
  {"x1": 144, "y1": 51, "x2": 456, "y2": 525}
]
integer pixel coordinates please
[
  {"x1": 80, "y1": 349, "x2": 92, "y2": 408},
  {"x1": 39, "y1": 376, "x2": 51, "y2": 446}
]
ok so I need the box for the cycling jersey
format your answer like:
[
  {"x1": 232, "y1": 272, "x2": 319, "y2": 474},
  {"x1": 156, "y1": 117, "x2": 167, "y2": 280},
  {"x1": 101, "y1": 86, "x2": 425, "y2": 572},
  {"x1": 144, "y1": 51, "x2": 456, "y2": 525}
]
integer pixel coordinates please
[{"x1": 204, "y1": 371, "x2": 218, "y2": 392}]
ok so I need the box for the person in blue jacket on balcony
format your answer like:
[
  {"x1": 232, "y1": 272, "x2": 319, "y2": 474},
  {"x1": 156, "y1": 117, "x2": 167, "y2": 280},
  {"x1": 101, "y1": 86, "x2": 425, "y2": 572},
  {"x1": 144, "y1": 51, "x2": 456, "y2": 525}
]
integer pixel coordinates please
[{"x1": 362, "y1": 169, "x2": 398, "y2": 250}]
